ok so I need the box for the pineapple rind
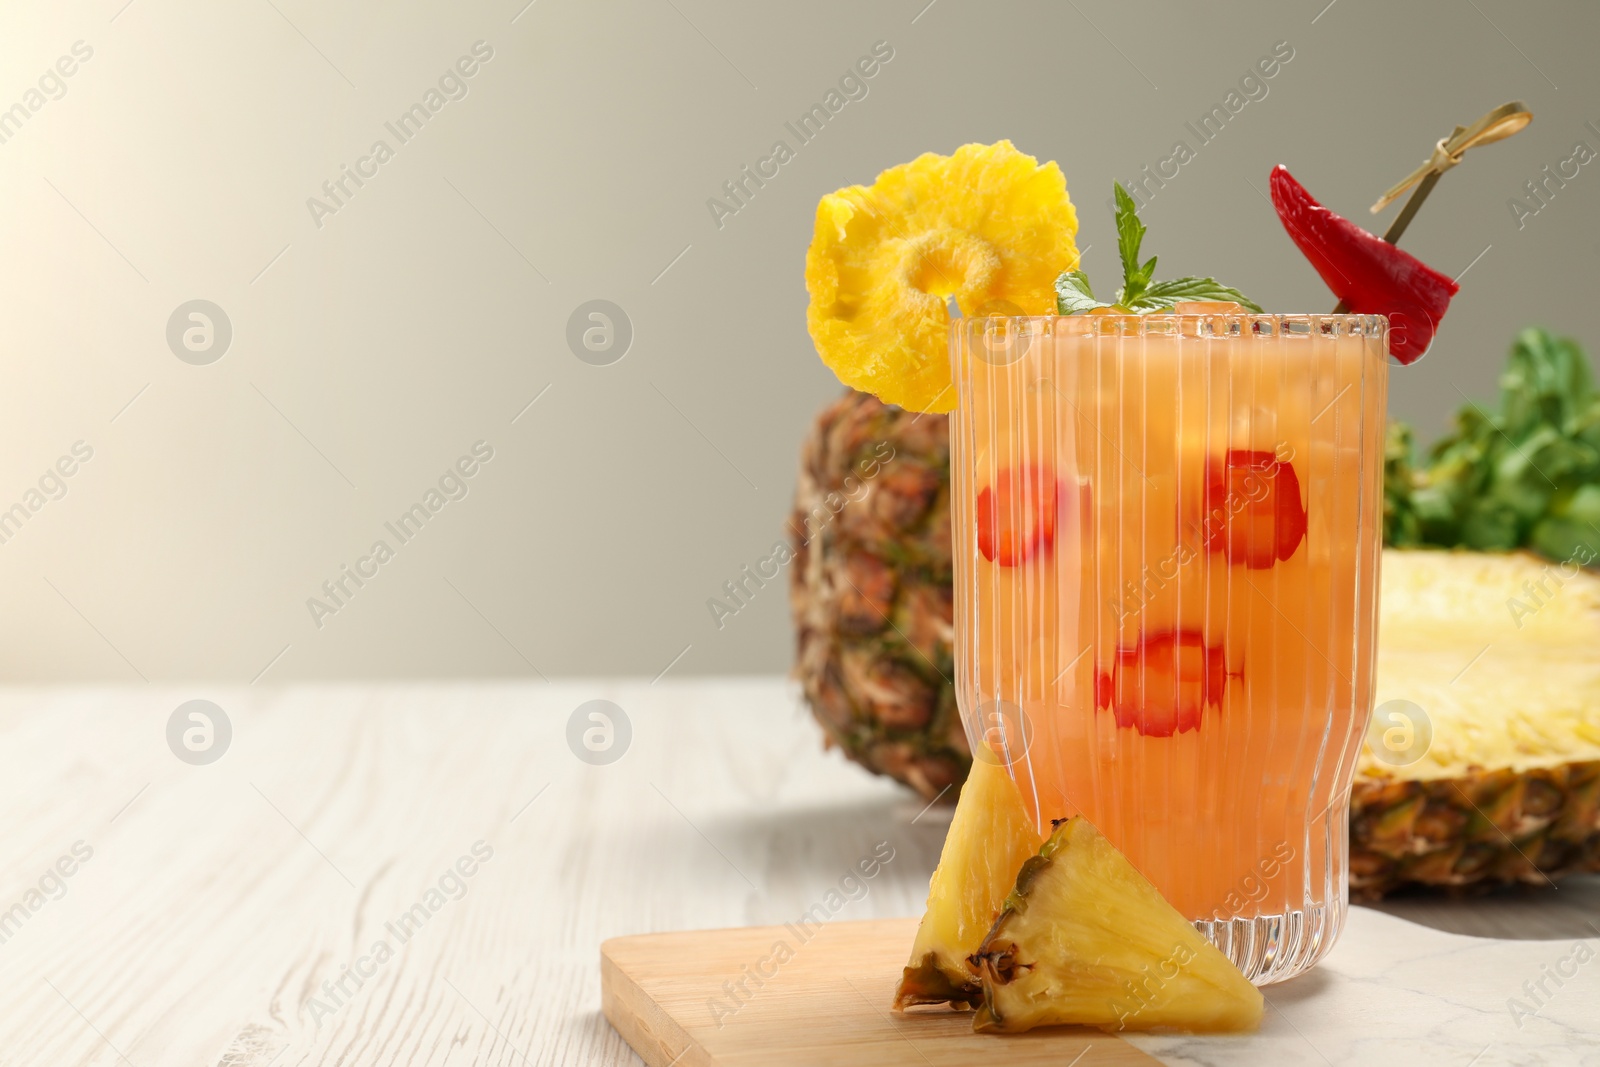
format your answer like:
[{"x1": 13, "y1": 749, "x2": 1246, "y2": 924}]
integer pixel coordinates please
[
  {"x1": 973, "y1": 818, "x2": 1262, "y2": 1034},
  {"x1": 895, "y1": 953, "x2": 981, "y2": 1010},
  {"x1": 1351, "y1": 760, "x2": 1600, "y2": 899}
]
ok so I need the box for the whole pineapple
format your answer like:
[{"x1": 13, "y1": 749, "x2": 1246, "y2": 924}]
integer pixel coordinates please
[{"x1": 789, "y1": 389, "x2": 967, "y2": 800}]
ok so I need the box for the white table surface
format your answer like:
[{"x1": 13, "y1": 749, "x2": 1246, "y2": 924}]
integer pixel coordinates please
[{"x1": 0, "y1": 678, "x2": 1594, "y2": 1066}]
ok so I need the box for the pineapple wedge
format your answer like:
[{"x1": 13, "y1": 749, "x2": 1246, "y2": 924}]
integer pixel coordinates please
[
  {"x1": 973, "y1": 817, "x2": 1263, "y2": 1034},
  {"x1": 894, "y1": 749, "x2": 1043, "y2": 1010}
]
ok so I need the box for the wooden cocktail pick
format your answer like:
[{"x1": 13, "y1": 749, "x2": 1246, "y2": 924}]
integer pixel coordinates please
[{"x1": 1333, "y1": 101, "x2": 1532, "y2": 313}]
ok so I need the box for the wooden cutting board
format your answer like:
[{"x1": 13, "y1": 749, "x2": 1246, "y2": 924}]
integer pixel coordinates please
[{"x1": 601, "y1": 917, "x2": 1156, "y2": 1066}]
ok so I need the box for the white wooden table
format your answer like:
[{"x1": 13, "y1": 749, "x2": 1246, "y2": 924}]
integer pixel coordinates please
[{"x1": 0, "y1": 679, "x2": 1594, "y2": 1066}]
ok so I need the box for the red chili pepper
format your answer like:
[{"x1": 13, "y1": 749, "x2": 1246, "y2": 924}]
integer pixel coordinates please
[{"x1": 1269, "y1": 165, "x2": 1459, "y2": 365}]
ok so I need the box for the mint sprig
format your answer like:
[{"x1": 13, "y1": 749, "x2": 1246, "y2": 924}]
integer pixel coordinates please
[{"x1": 1055, "y1": 183, "x2": 1263, "y2": 316}]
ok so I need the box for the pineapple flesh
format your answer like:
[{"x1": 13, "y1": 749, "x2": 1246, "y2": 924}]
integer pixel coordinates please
[
  {"x1": 1356, "y1": 548, "x2": 1600, "y2": 896},
  {"x1": 973, "y1": 817, "x2": 1263, "y2": 1034},
  {"x1": 894, "y1": 749, "x2": 1043, "y2": 1009}
]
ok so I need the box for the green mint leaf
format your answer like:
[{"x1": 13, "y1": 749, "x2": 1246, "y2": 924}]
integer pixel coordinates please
[
  {"x1": 1055, "y1": 270, "x2": 1113, "y2": 315},
  {"x1": 1112, "y1": 183, "x2": 1148, "y2": 304},
  {"x1": 1131, "y1": 277, "x2": 1265, "y2": 314}
]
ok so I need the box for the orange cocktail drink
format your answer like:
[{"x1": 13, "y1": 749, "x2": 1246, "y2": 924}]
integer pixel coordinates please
[{"x1": 950, "y1": 310, "x2": 1387, "y2": 983}]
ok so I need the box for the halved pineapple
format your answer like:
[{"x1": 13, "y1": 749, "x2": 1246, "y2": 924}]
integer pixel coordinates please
[
  {"x1": 1355, "y1": 548, "x2": 1600, "y2": 896},
  {"x1": 973, "y1": 817, "x2": 1262, "y2": 1034},
  {"x1": 893, "y1": 748, "x2": 1043, "y2": 1009}
]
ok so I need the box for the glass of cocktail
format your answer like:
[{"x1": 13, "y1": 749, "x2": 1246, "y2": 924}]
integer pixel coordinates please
[{"x1": 950, "y1": 308, "x2": 1388, "y2": 984}]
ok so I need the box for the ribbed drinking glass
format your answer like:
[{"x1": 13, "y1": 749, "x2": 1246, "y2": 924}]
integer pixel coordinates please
[{"x1": 950, "y1": 311, "x2": 1388, "y2": 984}]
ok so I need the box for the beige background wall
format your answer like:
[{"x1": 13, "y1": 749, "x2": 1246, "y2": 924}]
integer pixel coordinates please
[{"x1": 0, "y1": 0, "x2": 1595, "y2": 682}]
